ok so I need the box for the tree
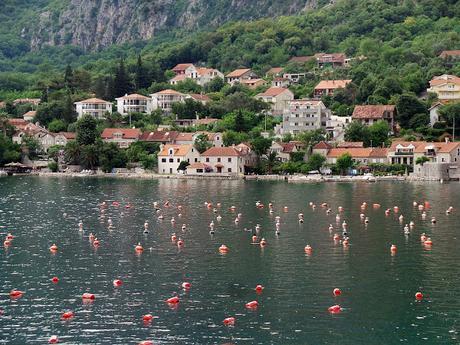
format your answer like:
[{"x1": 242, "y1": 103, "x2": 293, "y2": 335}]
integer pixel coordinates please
[
  {"x1": 234, "y1": 110, "x2": 245, "y2": 132},
  {"x1": 172, "y1": 98, "x2": 208, "y2": 119},
  {"x1": 177, "y1": 161, "x2": 190, "y2": 171},
  {"x1": 396, "y1": 94, "x2": 427, "y2": 129},
  {"x1": 76, "y1": 115, "x2": 98, "y2": 146},
  {"x1": 22, "y1": 135, "x2": 42, "y2": 159},
  {"x1": 114, "y1": 59, "x2": 132, "y2": 97},
  {"x1": 135, "y1": 55, "x2": 149, "y2": 90},
  {"x1": 204, "y1": 77, "x2": 225, "y2": 93},
  {"x1": 439, "y1": 102, "x2": 460, "y2": 139},
  {"x1": 250, "y1": 136, "x2": 271, "y2": 157},
  {"x1": 416, "y1": 156, "x2": 429, "y2": 165},
  {"x1": 194, "y1": 133, "x2": 212, "y2": 153},
  {"x1": 344, "y1": 121, "x2": 370, "y2": 146},
  {"x1": 64, "y1": 140, "x2": 81, "y2": 165},
  {"x1": 99, "y1": 142, "x2": 127, "y2": 172},
  {"x1": 368, "y1": 120, "x2": 390, "y2": 147},
  {"x1": 62, "y1": 90, "x2": 76, "y2": 124},
  {"x1": 81, "y1": 144, "x2": 99, "y2": 169},
  {"x1": 48, "y1": 119, "x2": 66, "y2": 133},
  {"x1": 263, "y1": 151, "x2": 278, "y2": 174},
  {"x1": 64, "y1": 65, "x2": 74, "y2": 89},
  {"x1": 306, "y1": 153, "x2": 326, "y2": 171},
  {"x1": 336, "y1": 153, "x2": 354, "y2": 175},
  {"x1": 0, "y1": 135, "x2": 21, "y2": 166}
]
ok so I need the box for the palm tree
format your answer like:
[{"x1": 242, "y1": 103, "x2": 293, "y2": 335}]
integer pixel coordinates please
[
  {"x1": 64, "y1": 140, "x2": 81, "y2": 165},
  {"x1": 81, "y1": 144, "x2": 99, "y2": 169},
  {"x1": 265, "y1": 151, "x2": 278, "y2": 174}
]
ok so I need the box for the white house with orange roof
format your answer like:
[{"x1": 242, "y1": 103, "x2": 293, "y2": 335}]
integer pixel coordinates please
[
  {"x1": 174, "y1": 131, "x2": 223, "y2": 147},
  {"x1": 240, "y1": 78, "x2": 265, "y2": 89},
  {"x1": 157, "y1": 144, "x2": 200, "y2": 174},
  {"x1": 199, "y1": 146, "x2": 253, "y2": 174},
  {"x1": 225, "y1": 68, "x2": 258, "y2": 85},
  {"x1": 23, "y1": 110, "x2": 36, "y2": 122},
  {"x1": 74, "y1": 98, "x2": 112, "y2": 119},
  {"x1": 314, "y1": 80, "x2": 352, "y2": 98},
  {"x1": 150, "y1": 89, "x2": 187, "y2": 113},
  {"x1": 169, "y1": 64, "x2": 223, "y2": 86},
  {"x1": 115, "y1": 94, "x2": 153, "y2": 115},
  {"x1": 427, "y1": 74, "x2": 460, "y2": 103},
  {"x1": 256, "y1": 87, "x2": 294, "y2": 115},
  {"x1": 101, "y1": 128, "x2": 141, "y2": 148}
]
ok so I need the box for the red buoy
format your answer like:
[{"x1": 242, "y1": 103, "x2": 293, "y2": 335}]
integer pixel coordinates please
[
  {"x1": 48, "y1": 335, "x2": 59, "y2": 344},
  {"x1": 143, "y1": 314, "x2": 153, "y2": 322},
  {"x1": 182, "y1": 282, "x2": 191, "y2": 290},
  {"x1": 135, "y1": 243, "x2": 144, "y2": 252},
  {"x1": 245, "y1": 300, "x2": 258, "y2": 309},
  {"x1": 328, "y1": 305, "x2": 342, "y2": 314},
  {"x1": 49, "y1": 244, "x2": 58, "y2": 252},
  {"x1": 390, "y1": 244, "x2": 397, "y2": 252},
  {"x1": 166, "y1": 296, "x2": 180, "y2": 304},
  {"x1": 5, "y1": 233, "x2": 14, "y2": 241},
  {"x1": 415, "y1": 292, "x2": 423, "y2": 300},
  {"x1": 177, "y1": 239, "x2": 184, "y2": 247},
  {"x1": 9, "y1": 290, "x2": 23, "y2": 299},
  {"x1": 51, "y1": 277, "x2": 59, "y2": 284},
  {"x1": 223, "y1": 317, "x2": 235, "y2": 326},
  {"x1": 139, "y1": 341, "x2": 154, "y2": 345},
  {"x1": 82, "y1": 293, "x2": 95, "y2": 300},
  {"x1": 61, "y1": 311, "x2": 74, "y2": 320},
  {"x1": 255, "y1": 284, "x2": 264, "y2": 293},
  {"x1": 304, "y1": 245, "x2": 312, "y2": 253},
  {"x1": 333, "y1": 288, "x2": 341, "y2": 296},
  {"x1": 113, "y1": 279, "x2": 123, "y2": 287},
  {"x1": 219, "y1": 244, "x2": 229, "y2": 253},
  {"x1": 3, "y1": 240, "x2": 11, "y2": 247}
]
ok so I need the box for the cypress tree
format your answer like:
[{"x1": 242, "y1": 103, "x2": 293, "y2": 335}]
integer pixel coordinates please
[
  {"x1": 114, "y1": 59, "x2": 132, "y2": 97},
  {"x1": 135, "y1": 55, "x2": 148, "y2": 90}
]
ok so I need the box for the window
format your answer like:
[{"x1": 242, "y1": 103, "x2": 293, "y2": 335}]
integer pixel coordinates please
[
  {"x1": 169, "y1": 158, "x2": 173, "y2": 163},
  {"x1": 177, "y1": 158, "x2": 180, "y2": 163},
  {"x1": 217, "y1": 158, "x2": 221, "y2": 162},
  {"x1": 161, "y1": 158, "x2": 166, "y2": 163},
  {"x1": 228, "y1": 158, "x2": 232, "y2": 162},
  {"x1": 168, "y1": 149, "x2": 174, "y2": 155},
  {"x1": 195, "y1": 158, "x2": 198, "y2": 162},
  {"x1": 206, "y1": 158, "x2": 210, "y2": 162},
  {"x1": 228, "y1": 168, "x2": 232, "y2": 172}
]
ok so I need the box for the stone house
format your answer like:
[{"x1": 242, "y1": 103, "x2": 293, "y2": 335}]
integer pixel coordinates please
[
  {"x1": 225, "y1": 68, "x2": 258, "y2": 85},
  {"x1": 314, "y1": 80, "x2": 352, "y2": 98},
  {"x1": 256, "y1": 87, "x2": 294, "y2": 116},
  {"x1": 157, "y1": 144, "x2": 201, "y2": 174},
  {"x1": 352, "y1": 105, "x2": 396, "y2": 134},
  {"x1": 101, "y1": 128, "x2": 141, "y2": 148}
]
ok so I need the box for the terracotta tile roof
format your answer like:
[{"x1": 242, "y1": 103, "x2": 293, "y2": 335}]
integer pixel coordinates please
[
  {"x1": 175, "y1": 132, "x2": 195, "y2": 142},
  {"x1": 240, "y1": 78, "x2": 264, "y2": 85},
  {"x1": 8, "y1": 118, "x2": 29, "y2": 130},
  {"x1": 290, "y1": 99, "x2": 322, "y2": 106},
  {"x1": 327, "y1": 148, "x2": 373, "y2": 158},
  {"x1": 170, "y1": 74, "x2": 188, "y2": 82},
  {"x1": 139, "y1": 130, "x2": 179, "y2": 142},
  {"x1": 101, "y1": 128, "x2": 141, "y2": 139},
  {"x1": 158, "y1": 144, "x2": 193, "y2": 156},
  {"x1": 202, "y1": 147, "x2": 240, "y2": 157},
  {"x1": 57, "y1": 132, "x2": 76, "y2": 139},
  {"x1": 195, "y1": 118, "x2": 218, "y2": 125},
  {"x1": 23, "y1": 110, "x2": 36, "y2": 117},
  {"x1": 315, "y1": 80, "x2": 352, "y2": 90},
  {"x1": 267, "y1": 67, "x2": 284, "y2": 75},
  {"x1": 316, "y1": 53, "x2": 346, "y2": 63},
  {"x1": 154, "y1": 89, "x2": 184, "y2": 95},
  {"x1": 439, "y1": 50, "x2": 460, "y2": 58},
  {"x1": 187, "y1": 162, "x2": 209, "y2": 169},
  {"x1": 172, "y1": 63, "x2": 194, "y2": 71},
  {"x1": 189, "y1": 94, "x2": 211, "y2": 102},
  {"x1": 438, "y1": 142, "x2": 460, "y2": 153},
  {"x1": 75, "y1": 97, "x2": 111, "y2": 104},
  {"x1": 337, "y1": 142, "x2": 364, "y2": 148},
  {"x1": 352, "y1": 105, "x2": 395, "y2": 119},
  {"x1": 429, "y1": 74, "x2": 460, "y2": 86},
  {"x1": 369, "y1": 148, "x2": 388, "y2": 157},
  {"x1": 388, "y1": 141, "x2": 427, "y2": 151},
  {"x1": 279, "y1": 142, "x2": 297, "y2": 153},
  {"x1": 288, "y1": 56, "x2": 315, "y2": 64},
  {"x1": 226, "y1": 68, "x2": 252, "y2": 78},
  {"x1": 116, "y1": 93, "x2": 150, "y2": 100},
  {"x1": 313, "y1": 141, "x2": 332, "y2": 150},
  {"x1": 412, "y1": 142, "x2": 460, "y2": 153},
  {"x1": 257, "y1": 87, "x2": 292, "y2": 97},
  {"x1": 196, "y1": 67, "x2": 217, "y2": 76}
]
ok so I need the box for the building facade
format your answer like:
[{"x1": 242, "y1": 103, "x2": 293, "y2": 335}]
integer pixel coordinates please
[
  {"x1": 74, "y1": 98, "x2": 112, "y2": 119},
  {"x1": 276, "y1": 100, "x2": 331, "y2": 135},
  {"x1": 150, "y1": 90, "x2": 187, "y2": 113},
  {"x1": 116, "y1": 94, "x2": 153, "y2": 115}
]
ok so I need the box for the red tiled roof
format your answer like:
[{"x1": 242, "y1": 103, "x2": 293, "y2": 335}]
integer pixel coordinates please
[
  {"x1": 154, "y1": 89, "x2": 184, "y2": 95},
  {"x1": 352, "y1": 105, "x2": 395, "y2": 119},
  {"x1": 315, "y1": 80, "x2": 352, "y2": 90},
  {"x1": 116, "y1": 93, "x2": 150, "y2": 100},
  {"x1": 313, "y1": 141, "x2": 332, "y2": 150},
  {"x1": 75, "y1": 98, "x2": 111, "y2": 104},
  {"x1": 158, "y1": 144, "x2": 193, "y2": 156},
  {"x1": 175, "y1": 132, "x2": 195, "y2": 142},
  {"x1": 337, "y1": 142, "x2": 364, "y2": 148},
  {"x1": 226, "y1": 68, "x2": 252, "y2": 78},
  {"x1": 187, "y1": 162, "x2": 209, "y2": 169},
  {"x1": 257, "y1": 87, "x2": 292, "y2": 97},
  {"x1": 240, "y1": 78, "x2": 264, "y2": 85},
  {"x1": 170, "y1": 74, "x2": 188, "y2": 82},
  {"x1": 279, "y1": 142, "x2": 297, "y2": 153},
  {"x1": 202, "y1": 147, "x2": 240, "y2": 157},
  {"x1": 172, "y1": 63, "x2": 194, "y2": 71},
  {"x1": 413, "y1": 142, "x2": 460, "y2": 153},
  {"x1": 139, "y1": 130, "x2": 179, "y2": 142},
  {"x1": 101, "y1": 128, "x2": 141, "y2": 139},
  {"x1": 57, "y1": 132, "x2": 76, "y2": 139},
  {"x1": 316, "y1": 53, "x2": 346, "y2": 63},
  {"x1": 429, "y1": 75, "x2": 460, "y2": 86},
  {"x1": 369, "y1": 148, "x2": 388, "y2": 157},
  {"x1": 195, "y1": 118, "x2": 218, "y2": 125},
  {"x1": 327, "y1": 148, "x2": 373, "y2": 158},
  {"x1": 267, "y1": 67, "x2": 284, "y2": 75},
  {"x1": 439, "y1": 50, "x2": 460, "y2": 58},
  {"x1": 388, "y1": 141, "x2": 427, "y2": 151}
]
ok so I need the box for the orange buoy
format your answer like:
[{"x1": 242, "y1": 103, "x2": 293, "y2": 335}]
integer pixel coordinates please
[
  {"x1": 49, "y1": 244, "x2": 58, "y2": 252},
  {"x1": 177, "y1": 239, "x2": 184, "y2": 247},
  {"x1": 259, "y1": 238, "x2": 267, "y2": 247},
  {"x1": 420, "y1": 234, "x2": 427, "y2": 241},
  {"x1": 3, "y1": 240, "x2": 11, "y2": 247},
  {"x1": 48, "y1": 335, "x2": 59, "y2": 344},
  {"x1": 139, "y1": 341, "x2": 154, "y2": 345},
  {"x1": 143, "y1": 314, "x2": 153, "y2": 322},
  {"x1": 51, "y1": 277, "x2": 59, "y2": 284},
  {"x1": 61, "y1": 311, "x2": 74, "y2": 320},
  {"x1": 304, "y1": 245, "x2": 312, "y2": 253},
  {"x1": 223, "y1": 317, "x2": 235, "y2": 326},
  {"x1": 5, "y1": 233, "x2": 14, "y2": 241},
  {"x1": 93, "y1": 239, "x2": 100, "y2": 247},
  {"x1": 9, "y1": 290, "x2": 23, "y2": 299},
  {"x1": 182, "y1": 282, "x2": 191, "y2": 290},
  {"x1": 245, "y1": 300, "x2": 258, "y2": 309},
  {"x1": 328, "y1": 305, "x2": 342, "y2": 314},
  {"x1": 166, "y1": 296, "x2": 180, "y2": 304},
  {"x1": 390, "y1": 244, "x2": 397, "y2": 252},
  {"x1": 252, "y1": 235, "x2": 257, "y2": 242},
  {"x1": 342, "y1": 239, "x2": 349, "y2": 246},
  {"x1": 333, "y1": 234, "x2": 340, "y2": 241},
  {"x1": 135, "y1": 243, "x2": 144, "y2": 252},
  {"x1": 113, "y1": 279, "x2": 123, "y2": 287},
  {"x1": 112, "y1": 201, "x2": 120, "y2": 206},
  {"x1": 171, "y1": 234, "x2": 177, "y2": 242},
  {"x1": 333, "y1": 288, "x2": 342, "y2": 296},
  {"x1": 255, "y1": 284, "x2": 264, "y2": 293},
  {"x1": 415, "y1": 292, "x2": 423, "y2": 300},
  {"x1": 424, "y1": 238, "x2": 433, "y2": 246},
  {"x1": 219, "y1": 244, "x2": 229, "y2": 253},
  {"x1": 82, "y1": 293, "x2": 95, "y2": 300}
]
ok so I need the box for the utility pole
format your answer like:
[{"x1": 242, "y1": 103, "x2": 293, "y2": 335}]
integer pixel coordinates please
[{"x1": 453, "y1": 114, "x2": 456, "y2": 141}]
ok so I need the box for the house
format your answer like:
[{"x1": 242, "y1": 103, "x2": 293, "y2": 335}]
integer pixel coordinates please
[
  {"x1": 150, "y1": 89, "x2": 187, "y2": 113},
  {"x1": 256, "y1": 87, "x2": 295, "y2": 116},
  {"x1": 312, "y1": 141, "x2": 332, "y2": 157},
  {"x1": 283, "y1": 73, "x2": 307, "y2": 84},
  {"x1": 272, "y1": 77, "x2": 290, "y2": 88},
  {"x1": 352, "y1": 105, "x2": 396, "y2": 133},
  {"x1": 169, "y1": 74, "x2": 188, "y2": 85},
  {"x1": 275, "y1": 99, "x2": 331, "y2": 135},
  {"x1": 74, "y1": 98, "x2": 112, "y2": 119},
  {"x1": 13, "y1": 98, "x2": 41, "y2": 107},
  {"x1": 195, "y1": 68, "x2": 224, "y2": 86},
  {"x1": 429, "y1": 102, "x2": 443, "y2": 127},
  {"x1": 324, "y1": 148, "x2": 388, "y2": 165},
  {"x1": 314, "y1": 80, "x2": 352, "y2": 98},
  {"x1": 169, "y1": 65, "x2": 224, "y2": 86},
  {"x1": 412, "y1": 140, "x2": 460, "y2": 180},
  {"x1": 116, "y1": 94, "x2": 153, "y2": 115},
  {"x1": 200, "y1": 146, "x2": 248, "y2": 174},
  {"x1": 174, "y1": 131, "x2": 223, "y2": 147},
  {"x1": 186, "y1": 162, "x2": 213, "y2": 174},
  {"x1": 10, "y1": 120, "x2": 55, "y2": 152},
  {"x1": 139, "y1": 130, "x2": 180, "y2": 144},
  {"x1": 195, "y1": 117, "x2": 219, "y2": 127},
  {"x1": 240, "y1": 78, "x2": 265, "y2": 89},
  {"x1": 266, "y1": 67, "x2": 284, "y2": 77},
  {"x1": 173, "y1": 116, "x2": 218, "y2": 128},
  {"x1": 187, "y1": 93, "x2": 211, "y2": 105},
  {"x1": 337, "y1": 142, "x2": 364, "y2": 148},
  {"x1": 326, "y1": 115, "x2": 352, "y2": 141},
  {"x1": 225, "y1": 68, "x2": 258, "y2": 85},
  {"x1": 427, "y1": 74, "x2": 460, "y2": 103},
  {"x1": 54, "y1": 132, "x2": 76, "y2": 146},
  {"x1": 101, "y1": 128, "x2": 141, "y2": 148},
  {"x1": 316, "y1": 53, "x2": 347, "y2": 68},
  {"x1": 172, "y1": 63, "x2": 196, "y2": 75},
  {"x1": 270, "y1": 141, "x2": 300, "y2": 162},
  {"x1": 23, "y1": 110, "x2": 36, "y2": 122},
  {"x1": 387, "y1": 141, "x2": 428, "y2": 166},
  {"x1": 439, "y1": 50, "x2": 460, "y2": 59},
  {"x1": 157, "y1": 144, "x2": 200, "y2": 174}
]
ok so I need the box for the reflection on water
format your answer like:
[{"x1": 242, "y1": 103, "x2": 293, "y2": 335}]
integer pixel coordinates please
[{"x1": 1, "y1": 176, "x2": 460, "y2": 344}]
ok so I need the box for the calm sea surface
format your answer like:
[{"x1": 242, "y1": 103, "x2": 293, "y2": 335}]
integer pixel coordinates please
[{"x1": 1, "y1": 177, "x2": 460, "y2": 345}]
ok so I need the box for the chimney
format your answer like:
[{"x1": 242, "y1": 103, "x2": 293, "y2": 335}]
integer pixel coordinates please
[{"x1": 445, "y1": 136, "x2": 450, "y2": 143}]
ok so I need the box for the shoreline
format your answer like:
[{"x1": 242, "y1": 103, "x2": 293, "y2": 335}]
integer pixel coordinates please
[{"x1": 4, "y1": 171, "x2": 452, "y2": 183}]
